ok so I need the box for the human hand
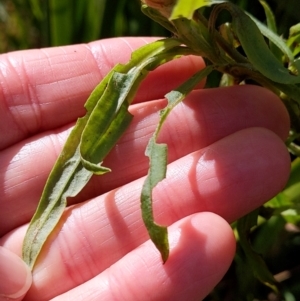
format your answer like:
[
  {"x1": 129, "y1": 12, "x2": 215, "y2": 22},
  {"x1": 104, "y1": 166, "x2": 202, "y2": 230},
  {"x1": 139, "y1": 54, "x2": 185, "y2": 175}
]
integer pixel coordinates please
[{"x1": 0, "y1": 37, "x2": 290, "y2": 301}]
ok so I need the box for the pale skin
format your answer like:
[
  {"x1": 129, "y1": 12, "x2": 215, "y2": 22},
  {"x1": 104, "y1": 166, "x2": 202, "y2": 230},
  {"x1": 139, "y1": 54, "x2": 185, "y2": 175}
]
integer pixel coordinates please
[{"x1": 0, "y1": 37, "x2": 291, "y2": 301}]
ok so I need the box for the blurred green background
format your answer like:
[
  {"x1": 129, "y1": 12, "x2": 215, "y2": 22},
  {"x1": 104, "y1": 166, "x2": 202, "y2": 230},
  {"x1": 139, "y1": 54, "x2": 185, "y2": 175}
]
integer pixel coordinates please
[{"x1": 1, "y1": 0, "x2": 300, "y2": 53}]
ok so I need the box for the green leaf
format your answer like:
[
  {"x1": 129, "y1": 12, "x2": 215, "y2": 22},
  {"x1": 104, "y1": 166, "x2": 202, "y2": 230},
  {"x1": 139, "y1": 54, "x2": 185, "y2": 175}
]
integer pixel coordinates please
[
  {"x1": 237, "y1": 210, "x2": 279, "y2": 293},
  {"x1": 141, "y1": 5, "x2": 178, "y2": 34},
  {"x1": 289, "y1": 23, "x2": 300, "y2": 37},
  {"x1": 259, "y1": 0, "x2": 277, "y2": 34},
  {"x1": 141, "y1": 66, "x2": 213, "y2": 263},
  {"x1": 273, "y1": 82, "x2": 300, "y2": 106},
  {"x1": 80, "y1": 72, "x2": 135, "y2": 171},
  {"x1": 258, "y1": 0, "x2": 282, "y2": 60},
  {"x1": 170, "y1": 0, "x2": 226, "y2": 20},
  {"x1": 22, "y1": 38, "x2": 194, "y2": 270},
  {"x1": 211, "y1": 2, "x2": 300, "y2": 84},
  {"x1": 287, "y1": 24, "x2": 300, "y2": 57},
  {"x1": 141, "y1": 137, "x2": 169, "y2": 262},
  {"x1": 286, "y1": 157, "x2": 300, "y2": 189},
  {"x1": 247, "y1": 13, "x2": 294, "y2": 63},
  {"x1": 22, "y1": 134, "x2": 93, "y2": 270}
]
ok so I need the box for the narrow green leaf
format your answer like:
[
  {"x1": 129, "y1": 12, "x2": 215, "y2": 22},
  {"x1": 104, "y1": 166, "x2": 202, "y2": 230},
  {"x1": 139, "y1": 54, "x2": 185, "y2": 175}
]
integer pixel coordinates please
[
  {"x1": 141, "y1": 137, "x2": 169, "y2": 262},
  {"x1": 237, "y1": 210, "x2": 279, "y2": 292},
  {"x1": 247, "y1": 13, "x2": 294, "y2": 62},
  {"x1": 258, "y1": 0, "x2": 277, "y2": 33},
  {"x1": 258, "y1": 0, "x2": 282, "y2": 60},
  {"x1": 22, "y1": 126, "x2": 93, "y2": 270},
  {"x1": 141, "y1": 66, "x2": 213, "y2": 263}
]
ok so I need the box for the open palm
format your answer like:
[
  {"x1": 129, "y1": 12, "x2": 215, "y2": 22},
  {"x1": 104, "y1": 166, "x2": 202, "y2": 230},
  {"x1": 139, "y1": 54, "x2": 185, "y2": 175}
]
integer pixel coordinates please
[{"x1": 0, "y1": 37, "x2": 290, "y2": 301}]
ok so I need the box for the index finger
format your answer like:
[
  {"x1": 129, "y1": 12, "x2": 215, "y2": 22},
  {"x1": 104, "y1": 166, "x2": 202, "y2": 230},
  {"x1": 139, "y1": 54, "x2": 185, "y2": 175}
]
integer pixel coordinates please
[{"x1": 0, "y1": 37, "x2": 204, "y2": 150}]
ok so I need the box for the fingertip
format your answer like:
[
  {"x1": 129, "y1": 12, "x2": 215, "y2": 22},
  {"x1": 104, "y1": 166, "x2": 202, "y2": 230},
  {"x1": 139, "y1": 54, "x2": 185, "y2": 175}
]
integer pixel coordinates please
[
  {"x1": 0, "y1": 247, "x2": 32, "y2": 301},
  {"x1": 164, "y1": 212, "x2": 235, "y2": 300},
  {"x1": 250, "y1": 85, "x2": 290, "y2": 141}
]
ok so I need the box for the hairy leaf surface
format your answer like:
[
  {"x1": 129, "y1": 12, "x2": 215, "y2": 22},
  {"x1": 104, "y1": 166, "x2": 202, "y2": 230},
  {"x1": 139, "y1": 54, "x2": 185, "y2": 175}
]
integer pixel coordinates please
[
  {"x1": 22, "y1": 38, "x2": 194, "y2": 270},
  {"x1": 141, "y1": 66, "x2": 213, "y2": 262}
]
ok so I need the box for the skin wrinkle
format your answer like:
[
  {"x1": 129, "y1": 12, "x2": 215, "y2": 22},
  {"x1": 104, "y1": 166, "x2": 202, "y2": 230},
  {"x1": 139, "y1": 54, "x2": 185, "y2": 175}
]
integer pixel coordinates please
[
  {"x1": 153, "y1": 158, "x2": 193, "y2": 224},
  {"x1": 1, "y1": 44, "x2": 106, "y2": 150},
  {"x1": 130, "y1": 254, "x2": 164, "y2": 301},
  {"x1": 237, "y1": 129, "x2": 263, "y2": 206},
  {"x1": 85, "y1": 42, "x2": 110, "y2": 82},
  {"x1": 201, "y1": 97, "x2": 230, "y2": 146},
  {"x1": 15, "y1": 52, "x2": 45, "y2": 134},
  {"x1": 67, "y1": 226, "x2": 98, "y2": 284},
  {"x1": 57, "y1": 229, "x2": 79, "y2": 287},
  {"x1": 75, "y1": 190, "x2": 135, "y2": 267},
  {"x1": 3, "y1": 143, "x2": 42, "y2": 197},
  {"x1": 21, "y1": 52, "x2": 46, "y2": 133},
  {"x1": 30, "y1": 212, "x2": 93, "y2": 299},
  {"x1": 196, "y1": 143, "x2": 242, "y2": 215},
  {"x1": 238, "y1": 129, "x2": 273, "y2": 207},
  {"x1": 46, "y1": 131, "x2": 66, "y2": 163},
  {"x1": 192, "y1": 94, "x2": 210, "y2": 149},
  {"x1": 188, "y1": 150, "x2": 211, "y2": 213},
  {"x1": 35, "y1": 48, "x2": 90, "y2": 119},
  {"x1": 119, "y1": 255, "x2": 154, "y2": 301},
  {"x1": 0, "y1": 55, "x2": 27, "y2": 140},
  {"x1": 39, "y1": 49, "x2": 55, "y2": 80},
  {"x1": 104, "y1": 190, "x2": 139, "y2": 251},
  {"x1": 76, "y1": 210, "x2": 110, "y2": 272},
  {"x1": 120, "y1": 37, "x2": 135, "y2": 53},
  {"x1": 0, "y1": 127, "x2": 70, "y2": 234},
  {"x1": 161, "y1": 101, "x2": 197, "y2": 160},
  {"x1": 106, "y1": 269, "x2": 124, "y2": 301},
  {"x1": 88, "y1": 40, "x2": 120, "y2": 79}
]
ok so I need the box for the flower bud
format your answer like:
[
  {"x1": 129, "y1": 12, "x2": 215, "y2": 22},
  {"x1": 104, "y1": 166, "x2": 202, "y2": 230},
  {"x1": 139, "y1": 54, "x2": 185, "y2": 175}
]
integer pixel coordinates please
[
  {"x1": 141, "y1": 0, "x2": 176, "y2": 18},
  {"x1": 141, "y1": 0, "x2": 176, "y2": 8}
]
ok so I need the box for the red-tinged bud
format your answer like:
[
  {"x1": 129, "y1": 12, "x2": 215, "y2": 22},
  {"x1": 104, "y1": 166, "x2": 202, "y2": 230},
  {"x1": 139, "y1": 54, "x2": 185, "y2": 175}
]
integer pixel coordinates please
[
  {"x1": 141, "y1": 0, "x2": 176, "y2": 18},
  {"x1": 141, "y1": 0, "x2": 176, "y2": 8}
]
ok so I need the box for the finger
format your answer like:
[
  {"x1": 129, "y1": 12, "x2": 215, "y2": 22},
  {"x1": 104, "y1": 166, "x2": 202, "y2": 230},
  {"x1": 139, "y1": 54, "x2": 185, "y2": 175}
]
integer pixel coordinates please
[
  {"x1": 0, "y1": 37, "x2": 204, "y2": 150},
  {"x1": 0, "y1": 246, "x2": 32, "y2": 301},
  {"x1": 0, "y1": 85, "x2": 289, "y2": 235},
  {"x1": 52, "y1": 213, "x2": 236, "y2": 301},
  {"x1": 1, "y1": 127, "x2": 290, "y2": 299}
]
